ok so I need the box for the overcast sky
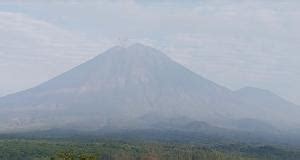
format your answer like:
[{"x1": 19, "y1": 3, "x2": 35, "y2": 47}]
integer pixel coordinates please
[{"x1": 0, "y1": 0, "x2": 299, "y2": 104}]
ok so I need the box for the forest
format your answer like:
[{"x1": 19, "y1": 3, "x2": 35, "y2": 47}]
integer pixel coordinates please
[{"x1": 0, "y1": 138, "x2": 299, "y2": 160}]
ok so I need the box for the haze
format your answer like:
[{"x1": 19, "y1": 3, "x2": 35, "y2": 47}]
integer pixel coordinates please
[{"x1": 0, "y1": 0, "x2": 299, "y2": 106}]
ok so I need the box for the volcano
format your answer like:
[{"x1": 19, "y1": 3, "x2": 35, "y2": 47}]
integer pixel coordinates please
[{"x1": 0, "y1": 44, "x2": 299, "y2": 133}]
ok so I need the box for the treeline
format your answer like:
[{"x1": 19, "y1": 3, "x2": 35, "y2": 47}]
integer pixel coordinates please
[{"x1": 0, "y1": 139, "x2": 298, "y2": 160}]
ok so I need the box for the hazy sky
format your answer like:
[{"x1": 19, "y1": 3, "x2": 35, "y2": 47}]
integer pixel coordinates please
[{"x1": 0, "y1": 0, "x2": 299, "y2": 104}]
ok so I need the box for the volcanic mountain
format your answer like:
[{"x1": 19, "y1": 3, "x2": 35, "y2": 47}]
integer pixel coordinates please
[{"x1": 0, "y1": 44, "x2": 299, "y2": 133}]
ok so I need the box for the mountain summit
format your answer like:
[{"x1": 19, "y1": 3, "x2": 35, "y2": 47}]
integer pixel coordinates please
[{"x1": 0, "y1": 44, "x2": 299, "y2": 132}]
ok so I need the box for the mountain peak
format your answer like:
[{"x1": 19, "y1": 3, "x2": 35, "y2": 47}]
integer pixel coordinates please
[
  {"x1": 106, "y1": 43, "x2": 150, "y2": 51},
  {"x1": 125, "y1": 43, "x2": 163, "y2": 56},
  {"x1": 127, "y1": 43, "x2": 149, "y2": 49},
  {"x1": 100, "y1": 43, "x2": 164, "y2": 58}
]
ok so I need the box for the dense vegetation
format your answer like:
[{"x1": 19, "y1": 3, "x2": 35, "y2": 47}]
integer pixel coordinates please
[{"x1": 0, "y1": 138, "x2": 299, "y2": 160}]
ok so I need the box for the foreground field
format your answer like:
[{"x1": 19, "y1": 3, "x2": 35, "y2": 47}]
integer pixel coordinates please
[{"x1": 0, "y1": 138, "x2": 299, "y2": 160}]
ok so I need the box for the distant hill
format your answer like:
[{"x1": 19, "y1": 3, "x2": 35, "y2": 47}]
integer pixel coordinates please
[{"x1": 0, "y1": 44, "x2": 299, "y2": 136}]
